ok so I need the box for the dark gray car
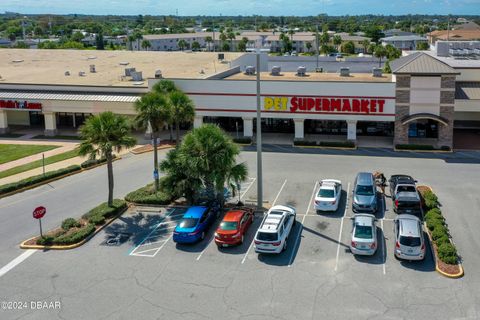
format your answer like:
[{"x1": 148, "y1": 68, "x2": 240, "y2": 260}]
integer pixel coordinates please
[{"x1": 352, "y1": 172, "x2": 377, "y2": 213}]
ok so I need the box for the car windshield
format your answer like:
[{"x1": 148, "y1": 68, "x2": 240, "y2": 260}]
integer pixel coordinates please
[
  {"x1": 177, "y1": 218, "x2": 199, "y2": 229},
  {"x1": 356, "y1": 185, "x2": 374, "y2": 196},
  {"x1": 398, "y1": 186, "x2": 416, "y2": 192},
  {"x1": 319, "y1": 189, "x2": 335, "y2": 198},
  {"x1": 257, "y1": 232, "x2": 278, "y2": 242},
  {"x1": 400, "y1": 236, "x2": 421, "y2": 247},
  {"x1": 354, "y1": 225, "x2": 373, "y2": 239},
  {"x1": 219, "y1": 221, "x2": 238, "y2": 231}
]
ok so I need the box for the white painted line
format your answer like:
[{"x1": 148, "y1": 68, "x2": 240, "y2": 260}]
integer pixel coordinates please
[
  {"x1": 240, "y1": 178, "x2": 256, "y2": 200},
  {"x1": 288, "y1": 181, "x2": 318, "y2": 267},
  {"x1": 334, "y1": 182, "x2": 350, "y2": 272},
  {"x1": 141, "y1": 239, "x2": 168, "y2": 246},
  {"x1": 0, "y1": 250, "x2": 37, "y2": 278},
  {"x1": 241, "y1": 238, "x2": 256, "y2": 264},
  {"x1": 272, "y1": 179, "x2": 287, "y2": 206},
  {"x1": 381, "y1": 219, "x2": 386, "y2": 275}
]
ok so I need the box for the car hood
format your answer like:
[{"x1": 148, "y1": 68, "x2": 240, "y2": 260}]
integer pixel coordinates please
[
  {"x1": 354, "y1": 194, "x2": 375, "y2": 205},
  {"x1": 396, "y1": 192, "x2": 420, "y2": 201}
]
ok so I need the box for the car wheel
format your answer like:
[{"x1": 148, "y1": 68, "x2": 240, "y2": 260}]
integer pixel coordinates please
[
  {"x1": 201, "y1": 232, "x2": 205, "y2": 240},
  {"x1": 293, "y1": 218, "x2": 296, "y2": 226},
  {"x1": 240, "y1": 235, "x2": 244, "y2": 244},
  {"x1": 282, "y1": 240, "x2": 287, "y2": 252}
]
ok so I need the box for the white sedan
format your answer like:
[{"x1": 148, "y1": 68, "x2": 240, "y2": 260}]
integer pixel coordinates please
[{"x1": 314, "y1": 179, "x2": 342, "y2": 213}]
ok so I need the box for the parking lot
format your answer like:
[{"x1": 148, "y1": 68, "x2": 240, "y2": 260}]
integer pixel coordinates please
[{"x1": 1, "y1": 149, "x2": 480, "y2": 319}]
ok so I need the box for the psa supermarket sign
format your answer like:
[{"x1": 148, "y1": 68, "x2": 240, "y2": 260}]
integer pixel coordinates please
[
  {"x1": 264, "y1": 96, "x2": 386, "y2": 114},
  {"x1": 0, "y1": 100, "x2": 42, "y2": 111}
]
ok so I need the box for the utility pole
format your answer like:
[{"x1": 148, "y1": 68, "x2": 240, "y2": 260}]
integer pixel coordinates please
[
  {"x1": 315, "y1": 24, "x2": 320, "y2": 71},
  {"x1": 255, "y1": 50, "x2": 263, "y2": 211}
]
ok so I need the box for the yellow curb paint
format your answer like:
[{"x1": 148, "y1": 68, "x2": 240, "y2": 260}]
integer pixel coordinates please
[
  {"x1": 393, "y1": 148, "x2": 453, "y2": 153},
  {"x1": 292, "y1": 144, "x2": 357, "y2": 150}
]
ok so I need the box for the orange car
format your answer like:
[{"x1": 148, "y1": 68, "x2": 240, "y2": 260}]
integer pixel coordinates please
[{"x1": 214, "y1": 208, "x2": 254, "y2": 247}]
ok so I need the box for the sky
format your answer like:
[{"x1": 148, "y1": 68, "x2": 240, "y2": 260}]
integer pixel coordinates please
[{"x1": 2, "y1": 0, "x2": 480, "y2": 16}]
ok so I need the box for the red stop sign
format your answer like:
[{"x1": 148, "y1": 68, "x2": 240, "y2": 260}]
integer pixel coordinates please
[{"x1": 33, "y1": 206, "x2": 46, "y2": 219}]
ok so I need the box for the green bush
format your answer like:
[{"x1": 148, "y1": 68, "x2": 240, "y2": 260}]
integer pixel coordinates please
[
  {"x1": 426, "y1": 218, "x2": 445, "y2": 232},
  {"x1": 423, "y1": 190, "x2": 439, "y2": 209},
  {"x1": 425, "y1": 208, "x2": 442, "y2": 220},
  {"x1": 0, "y1": 165, "x2": 81, "y2": 195},
  {"x1": 52, "y1": 224, "x2": 96, "y2": 245},
  {"x1": 293, "y1": 140, "x2": 317, "y2": 146},
  {"x1": 437, "y1": 242, "x2": 458, "y2": 265},
  {"x1": 435, "y1": 235, "x2": 450, "y2": 247},
  {"x1": 61, "y1": 218, "x2": 81, "y2": 231},
  {"x1": 88, "y1": 215, "x2": 106, "y2": 225},
  {"x1": 36, "y1": 236, "x2": 54, "y2": 246},
  {"x1": 232, "y1": 137, "x2": 252, "y2": 144},
  {"x1": 80, "y1": 156, "x2": 115, "y2": 169},
  {"x1": 318, "y1": 141, "x2": 356, "y2": 148},
  {"x1": 125, "y1": 184, "x2": 173, "y2": 205},
  {"x1": 395, "y1": 144, "x2": 435, "y2": 150},
  {"x1": 82, "y1": 199, "x2": 127, "y2": 222},
  {"x1": 432, "y1": 225, "x2": 449, "y2": 241}
]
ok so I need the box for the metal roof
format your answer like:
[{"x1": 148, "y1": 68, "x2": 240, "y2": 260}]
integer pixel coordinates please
[
  {"x1": 391, "y1": 52, "x2": 459, "y2": 75},
  {"x1": 456, "y1": 82, "x2": 480, "y2": 100},
  {"x1": 380, "y1": 35, "x2": 427, "y2": 41},
  {"x1": 0, "y1": 91, "x2": 141, "y2": 103}
]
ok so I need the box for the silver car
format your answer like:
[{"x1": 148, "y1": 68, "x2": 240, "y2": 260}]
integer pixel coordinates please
[
  {"x1": 394, "y1": 214, "x2": 425, "y2": 261},
  {"x1": 350, "y1": 214, "x2": 377, "y2": 256},
  {"x1": 352, "y1": 172, "x2": 377, "y2": 213}
]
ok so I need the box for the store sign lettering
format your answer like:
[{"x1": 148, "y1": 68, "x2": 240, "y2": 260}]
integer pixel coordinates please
[
  {"x1": 264, "y1": 96, "x2": 385, "y2": 114},
  {"x1": 0, "y1": 100, "x2": 42, "y2": 110}
]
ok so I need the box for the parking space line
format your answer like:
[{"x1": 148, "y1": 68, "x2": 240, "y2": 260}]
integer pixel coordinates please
[
  {"x1": 0, "y1": 249, "x2": 37, "y2": 278},
  {"x1": 240, "y1": 178, "x2": 256, "y2": 200},
  {"x1": 288, "y1": 181, "x2": 318, "y2": 267},
  {"x1": 334, "y1": 182, "x2": 350, "y2": 272},
  {"x1": 381, "y1": 219, "x2": 386, "y2": 275},
  {"x1": 241, "y1": 179, "x2": 288, "y2": 265},
  {"x1": 129, "y1": 208, "x2": 176, "y2": 256}
]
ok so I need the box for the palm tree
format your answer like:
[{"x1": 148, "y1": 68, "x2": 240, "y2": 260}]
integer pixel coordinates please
[
  {"x1": 141, "y1": 39, "x2": 151, "y2": 51},
  {"x1": 177, "y1": 39, "x2": 188, "y2": 51},
  {"x1": 134, "y1": 92, "x2": 170, "y2": 191},
  {"x1": 333, "y1": 35, "x2": 342, "y2": 51},
  {"x1": 205, "y1": 36, "x2": 213, "y2": 51},
  {"x1": 374, "y1": 45, "x2": 387, "y2": 67},
  {"x1": 361, "y1": 39, "x2": 370, "y2": 53},
  {"x1": 169, "y1": 91, "x2": 195, "y2": 146},
  {"x1": 219, "y1": 32, "x2": 227, "y2": 50},
  {"x1": 227, "y1": 32, "x2": 236, "y2": 51},
  {"x1": 153, "y1": 79, "x2": 177, "y2": 141},
  {"x1": 79, "y1": 112, "x2": 136, "y2": 207}
]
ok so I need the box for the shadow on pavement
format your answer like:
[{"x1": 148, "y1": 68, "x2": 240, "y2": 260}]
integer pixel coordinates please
[
  {"x1": 399, "y1": 231, "x2": 435, "y2": 272},
  {"x1": 257, "y1": 221, "x2": 302, "y2": 267}
]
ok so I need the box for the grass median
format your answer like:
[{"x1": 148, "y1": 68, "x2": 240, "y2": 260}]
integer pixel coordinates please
[
  {"x1": 0, "y1": 149, "x2": 81, "y2": 179},
  {"x1": 0, "y1": 144, "x2": 60, "y2": 165}
]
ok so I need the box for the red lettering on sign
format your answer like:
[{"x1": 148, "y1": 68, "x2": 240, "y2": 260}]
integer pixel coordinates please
[
  {"x1": 0, "y1": 100, "x2": 42, "y2": 110},
  {"x1": 361, "y1": 99, "x2": 370, "y2": 114},
  {"x1": 306, "y1": 98, "x2": 315, "y2": 110},
  {"x1": 370, "y1": 100, "x2": 377, "y2": 113},
  {"x1": 291, "y1": 97, "x2": 298, "y2": 112},
  {"x1": 378, "y1": 100, "x2": 385, "y2": 113},
  {"x1": 342, "y1": 99, "x2": 351, "y2": 112},
  {"x1": 352, "y1": 99, "x2": 360, "y2": 112},
  {"x1": 331, "y1": 99, "x2": 341, "y2": 111},
  {"x1": 315, "y1": 98, "x2": 322, "y2": 111},
  {"x1": 322, "y1": 99, "x2": 330, "y2": 111}
]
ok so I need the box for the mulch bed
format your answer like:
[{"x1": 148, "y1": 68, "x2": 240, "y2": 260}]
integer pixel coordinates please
[{"x1": 431, "y1": 239, "x2": 462, "y2": 275}]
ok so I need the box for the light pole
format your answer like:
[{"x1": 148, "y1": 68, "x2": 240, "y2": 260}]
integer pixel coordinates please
[{"x1": 256, "y1": 51, "x2": 263, "y2": 211}]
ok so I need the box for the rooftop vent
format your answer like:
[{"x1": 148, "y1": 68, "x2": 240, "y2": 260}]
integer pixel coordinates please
[
  {"x1": 297, "y1": 66, "x2": 307, "y2": 77},
  {"x1": 372, "y1": 68, "x2": 382, "y2": 77},
  {"x1": 131, "y1": 71, "x2": 143, "y2": 81},
  {"x1": 155, "y1": 70, "x2": 163, "y2": 79},
  {"x1": 64, "y1": 71, "x2": 70, "y2": 76},
  {"x1": 87, "y1": 56, "x2": 97, "y2": 60},
  {"x1": 271, "y1": 66, "x2": 281, "y2": 76},
  {"x1": 125, "y1": 67, "x2": 136, "y2": 77},
  {"x1": 78, "y1": 71, "x2": 86, "y2": 77},
  {"x1": 340, "y1": 67, "x2": 350, "y2": 77},
  {"x1": 119, "y1": 61, "x2": 129, "y2": 66},
  {"x1": 218, "y1": 53, "x2": 225, "y2": 60},
  {"x1": 245, "y1": 66, "x2": 256, "y2": 75},
  {"x1": 89, "y1": 65, "x2": 96, "y2": 73}
]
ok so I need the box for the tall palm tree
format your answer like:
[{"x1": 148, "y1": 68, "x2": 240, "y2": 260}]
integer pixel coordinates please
[
  {"x1": 227, "y1": 32, "x2": 236, "y2": 51},
  {"x1": 134, "y1": 92, "x2": 170, "y2": 191},
  {"x1": 168, "y1": 91, "x2": 195, "y2": 146},
  {"x1": 153, "y1": 79, "x2": 177, "y2": 141},
  {"x1": 79, "y1": 112, "x2": 136, "y2": 206},
  {"x1": 333, "y1": 35, "x2": 342, "y2": 51},
  {"x1": 205, "y1": 36, "x2": 213, "y2": 51}
]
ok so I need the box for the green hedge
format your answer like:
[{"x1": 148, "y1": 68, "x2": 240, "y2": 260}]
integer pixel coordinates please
[
  {"x1": 293, "y1": 140, "x2": 317, "y2": 146},
  {"x1": 396, "y1": 144, "x2": 451, "y2": 151},
  {"x1": 0, "y1": 165, "x2": 81, "y2": 195},
  {"x1": 82, "y1": 199, "x2": 127, "y2": 224},
  {"x1": 232, "y1": 137, "x2": 252, "y2": 144},
  {"x1": 61, "y1": 218, "x2": 81, "y2": 231},
  {"x1": 423, "y1": 190, "x2": 439, "y2": 210},
  {"x1": 437, "y1": 243, "x2": 458, "y2": 265},
  {"x1": 125, "y1": 184, "x2": 173, "y2": 205},
  {"x1": 80, "y1": 155, "x2": 116, "y2": 169},
  {"x1": 50, "y1": 224, "x2": 96, "y2": 246},
  {"x1": 293, "y1": 140, "x2": 355, "y2": 148}
]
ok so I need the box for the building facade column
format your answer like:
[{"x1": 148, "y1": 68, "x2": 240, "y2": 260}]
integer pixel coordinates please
[
  {"x1": 0, "y1": 109, "x2": 9, "y2": 134},
  {"x1": 294, "y1": 119, "x2": 304, "y2": 140},
  {"x1": 193, "y1": 116, "x2": 203, "y2": 129},
  {"x1": 43, "y1": 112, "x2": 57, "y2": 136},
  {"x1": 346, "y1": 120, "x2": 357, "y2": 141},
  {"x1": 243, "y1": 117, "x2": 253, "y2": 137}
]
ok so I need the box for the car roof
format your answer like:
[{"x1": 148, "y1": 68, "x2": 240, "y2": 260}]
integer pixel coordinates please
[
  {"x1": 259, "y1": 206, "x2": 291, "y2": 232},
  {"x1": 183, "y1": 206, "x2": 207, "y2": 219},
  {"x1": 356, "y1": 172, "x2": 374, "y2": 184},
  {"x1": 223, "y1": 210, "x2": 245, "y2": 222},
  {"x1": 354, "y1": 214, "x2": 374, "y2": 226},
  {"x1": 396, "y1": 215, "x2": 421, "y2": 237}
]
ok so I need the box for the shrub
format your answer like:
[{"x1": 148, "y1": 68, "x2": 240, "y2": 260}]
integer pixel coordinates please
[
  {"x1": 426, "y1": 218, "x2": 445, "y2": 232},
  {"x1": 437, "y1": 242, "x2": 458, "y2": 265},
  {"x1": 52, "y1": 224, "x2": 96, "y2": 245},
  {"x1": 425, "y1": 208, "x2": 442, "y2": 220},
  {"x1": 80, "y1": 156, "x2": 114, "y2": 169},
  {"x1": 88, "y1": 215, "x2": 106, "y2": 225},
  {"x1": 423, "y1": 190, "x2": 439, "y2": 209},
  {"x1": 318, "y1": 141, "x2": 356, "y2": 148},
  {"x1": 396, "y1": 144, "x2": 435, "y2": 150},
  {"x1": 0, "y1": 165, "x2": 81, "y2": 195},
  {"x1": 61, "y1": 218, "x2": 81, "y2": 231},
  {"x1": 432, "y1": 225, "x2": 449, "y2": 241},
  {"x1": 293, "y1": 139, "x2": 317, "y2": 146},
  {"x1": 125, "y1": 184, "x2": 173, "y2": 205},
  {"x1": 83, "y1": 199, "x2": 127, "y2": 220},
  {"x1": 435, "y1": 235, "x2": 450, "y2": 247},
  {"x1": 36, "y1": 236, "x2": 54, "y2": 246},
  {"x1": 232, "y1": 137, "x2": 252, "y2": 144}
]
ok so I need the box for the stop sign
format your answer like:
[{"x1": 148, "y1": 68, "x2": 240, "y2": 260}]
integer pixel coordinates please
[{"x1": 33, "y1": 206, "x2": 46, "y2": 219}]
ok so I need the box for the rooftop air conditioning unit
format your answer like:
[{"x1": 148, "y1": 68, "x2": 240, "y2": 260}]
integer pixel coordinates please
[
  {"x1": 89, "y1": 65, "x2": 96, "y2": 73},
  {"x1": 125, "y1": 67, "x2": 136, "y2": 76},
  {"x1": 64, "y1": 71, "x2": 70, "y2": 76},
  {"x1": 218, "y1": 53, "x2": 225, "y2": 60},
  {"x1": 271, "y1": 66, "x2": 281, "y2": 76},
  {"x1": 78, "y1": 71, "x2": 86, "y2": 77},
  {"x1": 297, "y1": 66, "x2": 307, "y2": 77},
  {"x1": 372, "y1": 68, "x2": 382, "y2": 77},
  {"x1": 155, "y1": 70, "x2": 163, "y2": 79},
  {"x1": 340, "y1": 67, "x2": 350, "y2": 77},
  {"x1": 245, "y1": 66, "x2": 256, "y2": 75},
  {"x1": 131, "y1": 71, "x2": 143, "y2": 81}
]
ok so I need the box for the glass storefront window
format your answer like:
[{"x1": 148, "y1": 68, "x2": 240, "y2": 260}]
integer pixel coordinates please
[{"x1": 408, "y1": 119, "x2": 438, "y2": 138}]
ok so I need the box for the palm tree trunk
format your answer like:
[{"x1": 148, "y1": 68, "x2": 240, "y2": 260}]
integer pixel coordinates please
[
  {"x1": 153, "y1": 131, "x2": 159, "y2": 192},
  {"x1": 106, "y1": 151, "x2": 114, "y2": 207},
  {"x1": 175, "y1": 120, "x2": 180, "y2": 146},
  {"x1": 169, "y1": 124, "x2": 173, "y2": 142}
]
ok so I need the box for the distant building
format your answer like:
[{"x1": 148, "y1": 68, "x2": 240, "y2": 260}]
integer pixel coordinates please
[
  {"x1": 333, "y1": 33, "x2": 371, "y2": 53},
  {"x1": 380, "y1": 35, "x2": 428, "y2": 51},
  {"x1": 384, "y1": 29, "x2": 417, "y2": 38},
  {"x1": 428, "y1": 29, "x2": 480, "y2": 45},
  {"x1": 453, "y1": 21, "x2": 480, "y2": 30}
]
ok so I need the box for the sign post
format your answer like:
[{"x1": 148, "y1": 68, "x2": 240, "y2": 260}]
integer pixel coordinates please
[{"x1": 33, "y1": 206, "x2": 46, "y2": 237}]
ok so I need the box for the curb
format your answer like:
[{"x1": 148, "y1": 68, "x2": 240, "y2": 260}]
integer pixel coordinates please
[
  {"x1": 293, "y1": 144, "x2": 357, "y2": 150},
  {"x1": 394, "y1": 148, "x2": 453, "y2": 153},
  {"x1": 0, "y1": 157, "x2": 121, "y2": 199},
  {"x1": 19, "y1": 207, "x2": 128, "y2": 250},
  {"x1": 130, "y1": 145, "x2": 174, "y2": 155}
]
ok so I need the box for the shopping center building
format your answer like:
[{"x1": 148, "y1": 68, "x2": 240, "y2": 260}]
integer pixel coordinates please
[{"x1": 0, "y1": 48, "x2": 479, "y2": 149}]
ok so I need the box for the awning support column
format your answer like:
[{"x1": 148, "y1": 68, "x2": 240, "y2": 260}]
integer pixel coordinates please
[
  {"x1": 43, "y1": 112, "x2": 57, "y2": 136},
  {"x1": 243, "y1": 117, "x2": 253, "y2": 137},
  {"x1": 347, "y1": 120, "x2": 357, "y2": 141},
  {"x1": 294, "y1": 119, "x2": 304, "y2": 140},
  {"x1": 0, "y1": 110, "x2": 9, "y2": 134}
]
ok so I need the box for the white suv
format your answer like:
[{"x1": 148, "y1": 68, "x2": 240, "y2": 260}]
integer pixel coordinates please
[{"x1": 254, "y1": 205, "x2": 296, "y2": 254}]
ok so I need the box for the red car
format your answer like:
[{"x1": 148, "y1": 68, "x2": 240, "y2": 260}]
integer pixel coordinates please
[{"x1": 214, "y1": 208, "x2": 254, "y2": 247}]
